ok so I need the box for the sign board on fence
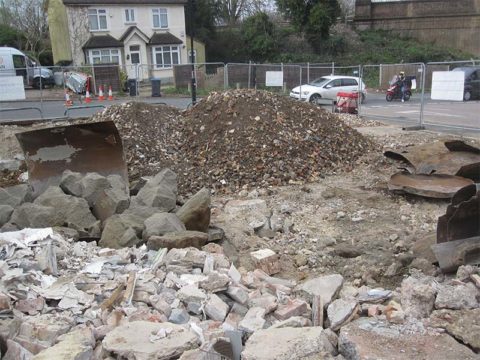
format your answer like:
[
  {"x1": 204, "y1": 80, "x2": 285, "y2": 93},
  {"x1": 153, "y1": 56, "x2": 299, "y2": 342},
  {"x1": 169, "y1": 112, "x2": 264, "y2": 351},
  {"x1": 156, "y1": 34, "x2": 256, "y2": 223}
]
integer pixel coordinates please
[
  {"x1": 431, "y1": 71, "x2": 464, "y2": 101},
  {"x1": 265, "y1": 71, "x2": 283, "y2": 87},
  {"x1": 0, "y1": 76, "x2": 25, "y2": 101}
]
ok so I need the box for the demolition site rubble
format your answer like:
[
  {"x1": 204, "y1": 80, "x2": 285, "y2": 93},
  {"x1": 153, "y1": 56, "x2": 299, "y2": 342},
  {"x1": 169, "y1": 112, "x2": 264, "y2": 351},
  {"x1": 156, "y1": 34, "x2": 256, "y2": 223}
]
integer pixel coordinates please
[{"x1": 0, "y1": 89, "x2": 478, "y2": 359}]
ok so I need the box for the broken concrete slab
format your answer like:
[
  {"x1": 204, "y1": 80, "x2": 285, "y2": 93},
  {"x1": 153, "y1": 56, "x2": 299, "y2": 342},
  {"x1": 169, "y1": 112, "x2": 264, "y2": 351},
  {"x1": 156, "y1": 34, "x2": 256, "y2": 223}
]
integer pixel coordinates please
[
  {"x1": 102, "y1": 321, "x2": 198, "y2": 359},
  {"x1": 34, "y1": 186, "x2": 99, "y2": 237},
  {"x1": 98, "y1": 213, "x2": 144, "y2": 248},
  {"x1": 177, "y1": 285, "x2": 207, "y2": 303},
  {"x1": 327, "y1": 299, "x2": 359, "y2": 331},
  {"x1": 33, "y1": 327, "x2": 95, "y2": 360},
  {"x1": 199, "y1": 272, "x2": 230, "y2": 293},
  {"x1": 0, "y1": 184, "x2": 31, "y2": 207},
  {"x1": 274, "y1": 299, "x2": 309, "y2": 321},
  {"x1": 339, "y1": 318, "x2": 478, "y2": 360},
  {"x1": 176, "y1": 187, "x2": 211, "y2": 232},
  {"x1": 133, "y1": 184, "x2": 176, "y2": 212},
  {"x1": 91, "y1": 186, "x2": 130, "y2": 222},
  {"x1": 10, "y1": 203, "x2": 62, "y2": 229},
  {"x1": 435, "y1": 283, "x2": 479, "y2": 310},
  {"x1": 242, "y1": 327, "x2": 335, "y2": 360},
  {"x1": 238, "y1": 307, "x2": 266, "y2": 334},
  {"x1": 168, "y1": 309, "x2": 190, "y2": 324},
  {"x1": 3, "y1": 339, "x2": 34, "y2": 360},
  {"x1": 227, "y1": 286, "x2": 249, "y2": 305},
  {"x1": 429, "y1": 309, "x2": 480, "y2": 351},
  {"x1": 400, "y1": 276, "x2": 437, "y2": 319},
  {"x1": 205, "y1": 294, "x2": 229, "y2": 321},
  {"x1": 147, "y1": 231, "x2": 208, "y2": 251},
  {"x1": 295, "y1": 274, "x2": 344, "y2": 307},
  {"x1": 248, "y1": 294, "x2": 277, "y2": 314},
  {"x1": 143, "y1": 213, "x2": 186, "y2": 241}
]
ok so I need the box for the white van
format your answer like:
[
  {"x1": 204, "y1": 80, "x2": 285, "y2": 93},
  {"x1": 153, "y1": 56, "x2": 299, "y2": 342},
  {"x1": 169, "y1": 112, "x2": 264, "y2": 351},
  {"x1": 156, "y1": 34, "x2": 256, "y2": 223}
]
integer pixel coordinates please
[{"x1": 0, "y1": 47, "x2": 54, "y2": 89}]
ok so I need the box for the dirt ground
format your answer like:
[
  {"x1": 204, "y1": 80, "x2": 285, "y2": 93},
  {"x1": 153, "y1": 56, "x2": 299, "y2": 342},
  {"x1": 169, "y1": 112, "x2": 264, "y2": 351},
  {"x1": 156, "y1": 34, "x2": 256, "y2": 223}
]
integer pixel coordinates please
[
  {"x1": 212, "y1": 126, "x2": 479, "y2": 289},
  {"x1": 0, "y1": 116, "x2": 477, "y2": 290}
]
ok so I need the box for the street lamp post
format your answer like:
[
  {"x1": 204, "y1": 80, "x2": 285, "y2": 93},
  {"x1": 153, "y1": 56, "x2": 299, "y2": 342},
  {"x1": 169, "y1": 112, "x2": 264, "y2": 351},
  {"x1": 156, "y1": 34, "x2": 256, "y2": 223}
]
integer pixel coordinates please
[{"x1": 189, "y1": 0, "x2": 196, "y2": 105}]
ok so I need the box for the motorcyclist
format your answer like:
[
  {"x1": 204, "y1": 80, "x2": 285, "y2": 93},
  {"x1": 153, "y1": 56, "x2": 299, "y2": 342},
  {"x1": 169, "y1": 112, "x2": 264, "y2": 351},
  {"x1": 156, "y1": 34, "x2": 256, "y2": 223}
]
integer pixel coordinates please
[{"x1": 396, "y1": 71, "x2": 407, "y2": 102}]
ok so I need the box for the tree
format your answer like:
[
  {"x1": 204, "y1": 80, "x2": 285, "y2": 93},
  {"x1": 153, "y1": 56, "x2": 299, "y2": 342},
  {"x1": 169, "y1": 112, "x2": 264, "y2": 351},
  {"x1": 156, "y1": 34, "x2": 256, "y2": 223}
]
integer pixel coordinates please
[
  {"x1": 242, "y1": 12, "x2": 277, "y2": 61},
  {"x1": 276, "y1": 0, "x2": 340, "y2": 51},
  {"x1": 2, "y1": 0, "x2": 49, "y2": 57},
  {"x1": 185, "y1": 0, "x2": 217, "y2": 43},
  {"x1": 0, "y1": 23, "x2": 24, "y2": 48}
]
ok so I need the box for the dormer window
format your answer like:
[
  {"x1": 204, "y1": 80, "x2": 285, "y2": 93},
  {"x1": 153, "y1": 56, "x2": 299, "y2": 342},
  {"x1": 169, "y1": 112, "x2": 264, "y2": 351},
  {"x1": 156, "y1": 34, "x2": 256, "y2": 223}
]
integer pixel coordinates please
[{"x1": 88, "y1": 8, "x2": 108, "y2": 31}]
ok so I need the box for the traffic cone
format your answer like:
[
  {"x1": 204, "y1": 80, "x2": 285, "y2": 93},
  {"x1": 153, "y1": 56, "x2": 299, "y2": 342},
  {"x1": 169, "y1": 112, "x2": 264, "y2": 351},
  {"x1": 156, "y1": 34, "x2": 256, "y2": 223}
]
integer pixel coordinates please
[
  {"x1": 108, "y1": 86, "x2": 113, "y2": 101},
  {"x1": 98, "y1": 86, "x2": 105, "y2": 101},
  {"x1": 65, "y1": 91, "x2": 73, "y2": 106},
  {"x1": 85, "y1": 89, "x2": 92, "y2": 103}
]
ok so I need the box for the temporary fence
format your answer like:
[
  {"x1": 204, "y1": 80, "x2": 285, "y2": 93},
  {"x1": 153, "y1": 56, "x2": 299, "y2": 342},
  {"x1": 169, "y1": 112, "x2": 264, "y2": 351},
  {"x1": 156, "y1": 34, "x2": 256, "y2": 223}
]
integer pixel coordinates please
[
  {"x1": 0, "y1": 60, "x2": 478, "y2": 133},
  {"x1": 360, "y1": 62, "x2": 427, "y2": 129},
  {"x1": 421, "y1": 60, "x2": 480, "y2": 131}
]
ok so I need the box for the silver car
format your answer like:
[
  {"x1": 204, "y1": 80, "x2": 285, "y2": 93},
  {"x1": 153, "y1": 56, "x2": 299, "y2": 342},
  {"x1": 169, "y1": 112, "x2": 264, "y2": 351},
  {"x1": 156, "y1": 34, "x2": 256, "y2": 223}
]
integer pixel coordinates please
[{"x1": 290, "y1": 75, "x2": 367, "y2": 104}]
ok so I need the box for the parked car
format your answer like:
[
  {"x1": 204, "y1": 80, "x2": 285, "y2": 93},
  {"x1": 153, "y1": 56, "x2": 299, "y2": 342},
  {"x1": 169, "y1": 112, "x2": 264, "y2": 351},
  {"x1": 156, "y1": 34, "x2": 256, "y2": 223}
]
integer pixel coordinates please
[
  {"x1": 0, "y1": 46, "x2": 54, "y2": 89},
  {"x1": 290, "y1": 75, "x2": 367, "y2": 104},
  {"x1": 452, "y1": 66, "x2": 480, "y2": 101}
]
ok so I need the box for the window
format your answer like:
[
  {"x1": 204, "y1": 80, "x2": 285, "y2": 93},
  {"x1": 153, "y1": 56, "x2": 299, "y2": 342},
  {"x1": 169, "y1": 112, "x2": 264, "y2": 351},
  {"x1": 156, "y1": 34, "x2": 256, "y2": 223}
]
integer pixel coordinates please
[
  {"x1": 327, "y1": 79, "x2": 342, "y2": 87},
  {"x1": 12, "y1": 55, "x2": 26, "y2": 69},
  {"x1": 124, "y1": 8, "x2": 135, "y2": 23},
  {"x1": 88, "y1": 49, "x2": 121, "y2": 64},
  {"x1": 152, "y1": 8, "x2": 168, "y2": 28},
  {"x1": 342, "y1": 78, "x2": 358, "y2": 86},
  {"x1": 130, "y1": 45, "x2": 140, "y2": 64},
  {"x1": 153, "y1": 46, "x2": 180, "y2": 69},
  {"x1": 88, "y1": 8, "x2": 108, "y2": 31}
]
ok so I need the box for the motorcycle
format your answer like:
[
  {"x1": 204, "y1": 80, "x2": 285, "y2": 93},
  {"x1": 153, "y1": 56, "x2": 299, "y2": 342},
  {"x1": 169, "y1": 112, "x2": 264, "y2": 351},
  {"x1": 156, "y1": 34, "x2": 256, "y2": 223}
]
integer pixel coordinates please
[{"x1": 386, "y1": 82, "x2": 411, "y2": 102}]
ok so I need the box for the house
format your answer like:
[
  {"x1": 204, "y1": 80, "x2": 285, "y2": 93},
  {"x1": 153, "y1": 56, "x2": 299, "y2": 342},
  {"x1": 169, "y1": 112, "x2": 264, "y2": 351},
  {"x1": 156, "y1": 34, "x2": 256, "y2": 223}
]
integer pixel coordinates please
[{"x1": 48, "y1": 0, "x2": 206, "y2": 80}]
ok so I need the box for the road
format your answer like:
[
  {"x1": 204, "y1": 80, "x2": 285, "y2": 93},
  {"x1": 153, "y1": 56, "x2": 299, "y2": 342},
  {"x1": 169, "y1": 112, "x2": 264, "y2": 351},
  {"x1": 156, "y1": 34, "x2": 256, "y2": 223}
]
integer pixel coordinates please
[{"x1": 1, "y1": 92, "x2": 479, "y2": 132}]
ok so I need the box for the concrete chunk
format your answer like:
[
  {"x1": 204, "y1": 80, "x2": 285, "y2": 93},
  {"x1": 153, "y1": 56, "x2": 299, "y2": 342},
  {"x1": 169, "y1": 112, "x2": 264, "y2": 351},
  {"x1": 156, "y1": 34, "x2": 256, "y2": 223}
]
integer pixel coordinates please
[
  {"x1": 147, "y1": 231, "x2": 208, "y2": 250},
  {"x1": 33, "y1": 328, "x2": 95, "y2": 360},
  {"x1": 0, "y1": 205, "x2": 14, "y2": 226},
  {"x1": 143, "y1": 213, "x2": 186, "y2": 241},
  {"x1": 327, "y1": 299, "x2": 358, "y2": 331},
  {"x1": 295, "y1": 274, "x2": 344, "y2": 307},
  {"x1": 205, "y1": 294, "x2": 229, "y2": 321},
  {"x1": 102, "y1": 321, "x2": 198, "y2": 359},
  {"x1": 238, "y1": 307, "x2": 266, "y2": 334},
  {"x1": 250, "y1": 249, "x2": 280, "y2": 275},
  {"x1": 176, "y1": 188, "x2": 211, "y2": 232},
  {"x1": 242, "y1": 327, "x2": 335, "y2": 360}
]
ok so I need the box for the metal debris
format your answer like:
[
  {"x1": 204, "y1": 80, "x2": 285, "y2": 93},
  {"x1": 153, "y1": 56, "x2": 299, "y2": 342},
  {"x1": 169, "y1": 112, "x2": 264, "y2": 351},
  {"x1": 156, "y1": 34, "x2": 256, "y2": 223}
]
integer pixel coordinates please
[{"x1": 387, "y1": 173, "x2": 473, "y2": 198}]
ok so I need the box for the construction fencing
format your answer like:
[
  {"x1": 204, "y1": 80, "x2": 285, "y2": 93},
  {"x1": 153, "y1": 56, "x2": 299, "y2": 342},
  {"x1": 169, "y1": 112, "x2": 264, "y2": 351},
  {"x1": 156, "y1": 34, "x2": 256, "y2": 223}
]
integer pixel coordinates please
[{"x1": 0, "y1": 60, "x2": 479, "y2": 132}]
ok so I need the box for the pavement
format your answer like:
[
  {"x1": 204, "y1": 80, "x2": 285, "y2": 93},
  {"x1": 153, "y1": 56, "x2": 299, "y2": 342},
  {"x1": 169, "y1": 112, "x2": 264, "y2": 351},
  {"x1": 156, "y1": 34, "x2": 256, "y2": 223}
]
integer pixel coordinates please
[{"x1": 0, "y1": 91, "x2": 478, "y2": 135}]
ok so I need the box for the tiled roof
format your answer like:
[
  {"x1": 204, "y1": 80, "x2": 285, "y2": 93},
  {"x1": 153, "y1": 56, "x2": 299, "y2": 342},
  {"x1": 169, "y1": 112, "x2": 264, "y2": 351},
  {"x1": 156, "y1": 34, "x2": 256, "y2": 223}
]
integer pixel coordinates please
[
  {"x1": 119, "y1": 26, "x2": 149, "y2": 42},
  {"x1": 149, "y1": 32, "x2": 183, "y2": 45},
  {"x1": 83, "y1": 34, "x2": 123, "y2": 49}
]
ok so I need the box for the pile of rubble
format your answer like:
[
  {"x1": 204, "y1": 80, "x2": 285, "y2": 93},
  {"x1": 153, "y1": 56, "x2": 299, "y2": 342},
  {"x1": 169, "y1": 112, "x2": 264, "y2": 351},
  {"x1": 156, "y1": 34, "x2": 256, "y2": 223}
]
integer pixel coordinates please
[
  {"x1": 88, "y1": 90, "x2": 374, "y2": 194},
  {"x1": 178, "y1": 90, "x2": 374, "y2": 193},
  {"x1": 0, "y1": 225, "x2": 478, "y2": 359},
  {"x1": 90, "y1": 102, "x2": 183, "y2": 181},
  {"x1": 0, "y1": 168, "x2": 216, "y2": 251}
]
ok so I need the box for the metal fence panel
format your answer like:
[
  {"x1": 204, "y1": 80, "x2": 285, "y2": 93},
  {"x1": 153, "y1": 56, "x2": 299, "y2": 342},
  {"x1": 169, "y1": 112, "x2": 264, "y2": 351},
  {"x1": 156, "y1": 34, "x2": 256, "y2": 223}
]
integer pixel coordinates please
[{"x1": 422, "y1": 60, "x2": 480, "y2": 131}]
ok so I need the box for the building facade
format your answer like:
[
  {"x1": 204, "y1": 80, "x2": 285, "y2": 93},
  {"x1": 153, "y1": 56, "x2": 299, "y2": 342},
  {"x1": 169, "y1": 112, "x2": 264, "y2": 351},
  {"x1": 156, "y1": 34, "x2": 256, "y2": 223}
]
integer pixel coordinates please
[{"x1": 49, "y1": 0, "x2": 194, "y2": 79}]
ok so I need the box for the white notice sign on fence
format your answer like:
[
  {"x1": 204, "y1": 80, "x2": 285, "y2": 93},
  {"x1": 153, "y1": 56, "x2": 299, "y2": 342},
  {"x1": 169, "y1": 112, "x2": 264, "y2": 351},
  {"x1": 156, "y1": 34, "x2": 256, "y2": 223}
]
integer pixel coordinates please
[
  {"x1": 265, "y1": 71, "x2": 284, "y2": 87},
  {"x1": 431, "y1": 71, "x2": 464, "y2": 101},
  {"x1": 0, "y1": 76, "x2": 25, "y2": 101}
]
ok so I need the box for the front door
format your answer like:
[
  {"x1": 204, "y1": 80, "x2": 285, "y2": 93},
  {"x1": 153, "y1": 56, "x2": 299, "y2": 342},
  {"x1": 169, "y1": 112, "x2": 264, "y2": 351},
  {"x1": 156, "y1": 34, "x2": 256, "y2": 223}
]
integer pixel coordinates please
[{"x1": 127, "y1": 45, "x2": 141, "y2": 80}]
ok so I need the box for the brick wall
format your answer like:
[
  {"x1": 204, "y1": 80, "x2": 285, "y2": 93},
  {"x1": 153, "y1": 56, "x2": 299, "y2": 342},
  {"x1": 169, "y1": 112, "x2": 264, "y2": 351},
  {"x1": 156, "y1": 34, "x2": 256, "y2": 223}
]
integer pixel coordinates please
[{"x1": 354, "y1": 0, "x2": 480, "y2": 56}]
